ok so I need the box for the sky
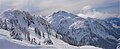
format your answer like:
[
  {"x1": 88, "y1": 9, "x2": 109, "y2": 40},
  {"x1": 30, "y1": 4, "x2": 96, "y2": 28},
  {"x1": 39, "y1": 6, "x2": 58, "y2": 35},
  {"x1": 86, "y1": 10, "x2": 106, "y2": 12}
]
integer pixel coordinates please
[{"x1": 0, "y1": 0, "x2": 119, "y2": 18}]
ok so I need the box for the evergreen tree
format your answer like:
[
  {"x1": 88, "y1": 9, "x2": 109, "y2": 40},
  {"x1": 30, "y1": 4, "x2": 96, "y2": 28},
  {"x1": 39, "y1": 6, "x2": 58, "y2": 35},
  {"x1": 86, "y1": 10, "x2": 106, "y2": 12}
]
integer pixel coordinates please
[
  {"x1": 43, "y1": 32, "x2": 45, "y2": 38},
  {"x1": 117, "y1": 38, "x2": 120, "y2": 49},
  {"x1": 0, "y1": 18, "x2": 3, "y2": 29},
  {"x1": 3, "y1": 20, "x2": 7, "y2": 30},
  {"x1": 44, "y1": 38, "x2": 53, "y2": 45}
]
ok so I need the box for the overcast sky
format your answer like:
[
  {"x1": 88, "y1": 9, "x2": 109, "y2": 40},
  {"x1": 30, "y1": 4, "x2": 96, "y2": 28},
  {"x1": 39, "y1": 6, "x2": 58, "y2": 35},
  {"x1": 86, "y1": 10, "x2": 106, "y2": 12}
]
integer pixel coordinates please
[{"x1": 0, "y1": 0, "x2": 119, "y2": 17}]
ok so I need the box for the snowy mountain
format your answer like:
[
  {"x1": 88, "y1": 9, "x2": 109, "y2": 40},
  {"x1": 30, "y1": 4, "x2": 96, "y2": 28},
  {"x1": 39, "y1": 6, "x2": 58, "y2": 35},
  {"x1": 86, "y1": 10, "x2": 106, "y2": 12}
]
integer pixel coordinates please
[
  {"x1": 0, "y1": 10, "x2": 119, "y2": 49},
  {"x1": 46, "y1": 11, "x2": 120, "y2": 49},
  {"x1": 0, "y1": 10, "x2": 103, "y2": 49},
  {"x1": 0, "y1": 10, "x2": 54, "y2": 45}
]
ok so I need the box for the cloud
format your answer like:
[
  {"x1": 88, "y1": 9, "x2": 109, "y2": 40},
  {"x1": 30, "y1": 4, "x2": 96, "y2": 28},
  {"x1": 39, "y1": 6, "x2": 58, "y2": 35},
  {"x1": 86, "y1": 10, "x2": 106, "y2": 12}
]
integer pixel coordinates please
[
  {"x1": 77, "y1": 5, "x2": 118, "y2": 19},
  {"x1": 0, "y1": 0, "x2": 119, "y2": 17}
]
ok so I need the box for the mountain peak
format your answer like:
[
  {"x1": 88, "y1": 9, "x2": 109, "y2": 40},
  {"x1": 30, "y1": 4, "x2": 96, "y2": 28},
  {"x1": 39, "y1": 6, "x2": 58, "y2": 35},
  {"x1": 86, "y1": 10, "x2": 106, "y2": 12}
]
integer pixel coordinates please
[
  {"x1": 52, "y1": 10, "x2": 70, "y2": 16},
  {"x1": 49, "y1": 10, "x2": 81, "y2": 20},
  {"x1": 54, "y1": 11, "x2": 68, "y2": 14}
]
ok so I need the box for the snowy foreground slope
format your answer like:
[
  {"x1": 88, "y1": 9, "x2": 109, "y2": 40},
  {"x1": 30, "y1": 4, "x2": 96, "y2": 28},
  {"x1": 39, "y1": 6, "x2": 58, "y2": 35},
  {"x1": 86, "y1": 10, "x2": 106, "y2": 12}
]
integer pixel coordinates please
[
  {"x1": 0, "y1": 29, "x2": 102, "y2": 49},
  {"x1": 0, "y1": 29, "x2": 56, "y2": 49}
]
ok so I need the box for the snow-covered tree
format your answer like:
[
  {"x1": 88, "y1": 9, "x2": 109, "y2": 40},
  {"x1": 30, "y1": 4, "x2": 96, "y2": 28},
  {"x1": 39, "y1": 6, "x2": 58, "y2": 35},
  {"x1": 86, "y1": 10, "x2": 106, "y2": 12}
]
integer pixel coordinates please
[
  {"x1": 42, "y1": 32, "x2": 45, "y2": 38},
  {"x1": 0, "y1": 18, "x2": 4, "y2": 29},
  {"x1": 21, "y1": 27, "x2": 30, "y2": 41},
  {"x1": 35, "y1": 27, "x2": 41, "y2": 38},
  {"x1": 117, "y1": 38, "x2": 120, "y2": 49},
  {"x1": 30, "y1": 38, "x2": 37, "y2": 45},
  {"x1": 10, "y1": 28, "x2": 15, "y2": 37},
  {"x1": 43, "y1": 38, "x2": 53, "y2": 45},
  {"x1": 11, "y1": 25, "x2": 23, "y2": 41},
  {"x1": 3, "y1": 20, "x2": 8, "y2": 30},
  {"x1": 38, "y1": 41, "x2": 41, "y2": 45}
]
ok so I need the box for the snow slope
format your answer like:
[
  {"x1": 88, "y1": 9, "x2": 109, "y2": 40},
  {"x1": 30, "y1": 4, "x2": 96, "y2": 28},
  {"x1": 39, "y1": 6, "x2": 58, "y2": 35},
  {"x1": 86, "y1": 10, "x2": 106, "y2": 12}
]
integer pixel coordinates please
[
  {"x1": 0, "y1": 29, "x2": 102, "y2": 49},
  {"x1": 80, "y1": 46, "x2": 102, "y2": 49},
  {"x1": 0, "y1": 29, "x2": 57, "y2": 49}
]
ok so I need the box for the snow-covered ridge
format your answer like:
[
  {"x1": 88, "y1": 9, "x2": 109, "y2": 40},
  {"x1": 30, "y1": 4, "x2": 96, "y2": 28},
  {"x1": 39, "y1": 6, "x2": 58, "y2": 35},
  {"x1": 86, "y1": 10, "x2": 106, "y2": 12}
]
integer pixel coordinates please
[{"x1": 46, "y1": 11, "x2": 120, "y2": 49}]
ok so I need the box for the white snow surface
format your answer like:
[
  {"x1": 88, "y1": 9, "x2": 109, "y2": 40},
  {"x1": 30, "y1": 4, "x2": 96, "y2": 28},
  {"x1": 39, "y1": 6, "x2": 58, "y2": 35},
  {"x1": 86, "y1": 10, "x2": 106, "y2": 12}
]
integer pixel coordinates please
[
  {"x1": 0, "y1": 29, "x2": 102, "y2": 49},
  {"x1": 79, "y1": 46, "x2": 102, "y2": 49}
]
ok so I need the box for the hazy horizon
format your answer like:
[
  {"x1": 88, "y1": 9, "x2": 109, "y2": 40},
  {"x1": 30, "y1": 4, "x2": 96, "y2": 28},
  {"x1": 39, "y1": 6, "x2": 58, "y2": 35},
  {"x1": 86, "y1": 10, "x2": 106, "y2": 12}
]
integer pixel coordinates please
[{"x1": 0, "y1": 0, "x2": 119, "y2": 18}]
